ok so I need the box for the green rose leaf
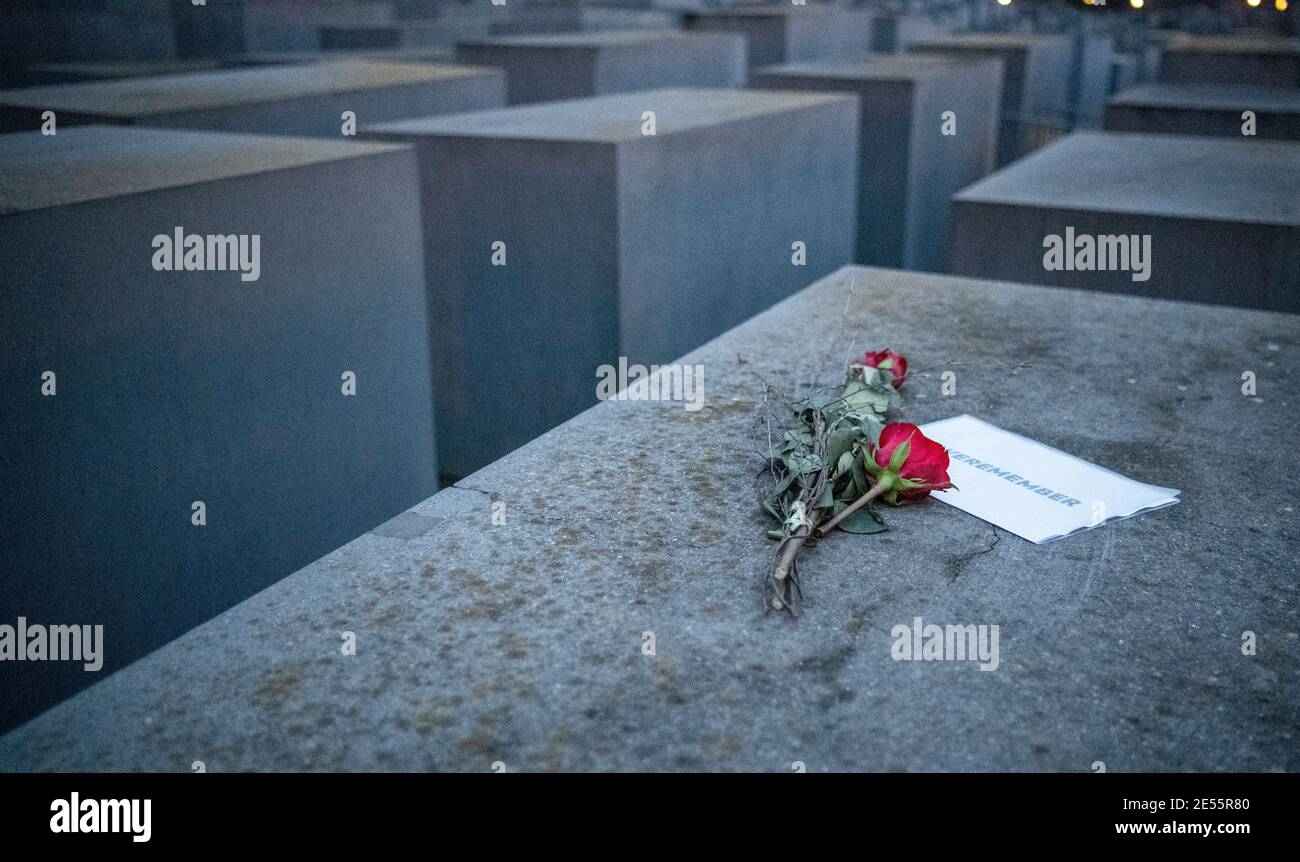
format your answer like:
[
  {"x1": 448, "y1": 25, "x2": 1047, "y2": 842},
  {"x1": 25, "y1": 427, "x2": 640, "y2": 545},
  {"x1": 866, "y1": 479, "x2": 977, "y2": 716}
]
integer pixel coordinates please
[
  {"x1": 857, "y1": 413, "x2": 884, "y2": 446},
  {"x1": 784, "y1": 450, "x2": 823, "y2": 476},
  {"x1": 826, "y1": 426, "x2": 860, "y2": 471},
  {"x1": 840, "y1": 379, "x2": 899, "y2": 418},
  {"x1": 829, "y1": 501, "x2": 889, "y2": 535}
]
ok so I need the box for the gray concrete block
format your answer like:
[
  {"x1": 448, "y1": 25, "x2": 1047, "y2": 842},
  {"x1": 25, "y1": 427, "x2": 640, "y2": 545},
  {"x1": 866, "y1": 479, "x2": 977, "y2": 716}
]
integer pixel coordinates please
[
  {"x1": 1159, "y1": 34, "x2": 1300, "y2": 87},
  {"x1": 1109, "y1": 53, "x2": 1142, "y2": 97},
  {"x1": 320, "y1": 25, "x2": 406, "y2": 51},
  {"x1": 949, "y1": 131, "x2": 1300, "y2": 312},
  {"x1": 0, "y1": 1, "x2": 176, "y2": 69},
  {"x1": 220, "y1": 46, "x2": 458, "y2": 67},
  {"x1": 13, "y1": 59, "x2": 225, "y2": 88},
  {"x1": 490, "y1": 5, "x2": 679, "y2": 35},
  {"x1": 170, "y1": 0, "x2": 252, "y2": 58},
  {"x1": 455, "y1": 30, "x2": 746, "y2": 104},
  {"x1": 870, "y1": 10, "x2": 947, "y2": 54},
  {"x1": 239, "y1": 0, "x2": 400, "y2": 53},
  {"x1": 753, "y1": 54, "x2": 1001, "y2": 272},
  {"x1": 1105, "y1": 83, "x2": 1300, "y2": 142},
  {"x1": 0, "y1": 125, "x2": 438, "y2": 733},
  {"x1": 3, "y1": 265, "x2": 1295, "y2": 772},
  {"x1": 682, "y1": 6, "x2": 875, "y2": 69},
  {"x1": 319, "y1": 16, "x2": 501, "y2": 51},
  {"x1": 167, "y1": 0, "x2": 404, "y2": 57},
  {"x1": 0, "y1": 62, "x2": 506, "y2": 137},
  {"x1": 909, "y1": 33, "x2": 1073, "y2": 166},
  {"x1": 1069, "y1": 33, "x2": 1114, "y2": 129},
  {"x1": 366, "y1": 87, "x2": 858, "y2": 477}
]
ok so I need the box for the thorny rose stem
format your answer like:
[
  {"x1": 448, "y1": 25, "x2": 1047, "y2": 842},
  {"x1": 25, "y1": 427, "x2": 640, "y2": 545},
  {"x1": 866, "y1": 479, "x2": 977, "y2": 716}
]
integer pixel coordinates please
[
  {"x1": 773, "y1": 479, "x2": 887, "y2": 584},
  {"x1": 772, "y1": 525, "x2": 811, "y2": 584},
  {"x1": 816, "y1": 480, "x2": 888, "y2": 538}
]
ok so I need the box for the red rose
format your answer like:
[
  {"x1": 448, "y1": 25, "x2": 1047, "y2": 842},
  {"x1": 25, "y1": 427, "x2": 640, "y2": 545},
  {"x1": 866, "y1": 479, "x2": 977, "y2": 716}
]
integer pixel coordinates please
[
  {"x1": 859, "y1": 349, "x2": 908, "y2": 389},
  {"x1": 870, "y1": 422, "x2": 952, "y2": 503}
]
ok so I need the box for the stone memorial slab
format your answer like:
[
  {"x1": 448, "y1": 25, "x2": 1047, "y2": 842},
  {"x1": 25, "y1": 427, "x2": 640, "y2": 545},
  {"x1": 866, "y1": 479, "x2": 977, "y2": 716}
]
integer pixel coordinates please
[
  {"x1": 2, "y1": 265, "x2": 1294, "y2": 772},
  {"x1": 490, "y1": 4, "x2": 678, "y2": 35},
  {"x1": 1069, "y1": 32, "x2": 1114, "y2": 129},
  {"x1": 753, "y1": 54, "x2": 1001, "y2": 272},
  {"x1": 220, "y1": 46, "x2": 458, "y2": 68},
  {"x1": 1159, "y1": 35, "x2": 1300, "y2": 87},
  {"x1": 166, "y1": 0, "x2": 405, "y2": 58},
  {"x1": 682, "y1": 6, "x2": 875, "y2": 69},
  {"x1": 0, "y1": 125, "x2": 438, "y2": 733},
  {"x1": 1109, "y1": 53, "x2": 1141, "y2": 96},
  {"x1": 0, "y1": 0, "x2": 175, "y2": 74},
  {"x1": 321, "y1": 24, "x2": 408, "y2": 51},
  {"x1": 909, "y1": 33, "x2": 1073, "y2": 166},
  {"x1": 1105, "y1": 83, "x2": 1300, "y2": 142},
  {"x1": 0, "y1": 61, "x2": 506, "y2": 137},
  {"x1": 366, "y1": 87, "x2": 858, "y2": 477},
  {"x1": 318, "y1": 15, "x2": 499, "y2": 51},
  {"x1": 870, "y1": 10, "x2": 946, "y2": 54},
  {"x1": 949, "y1": 131, "x2": 1300, "y2": 312},
  {"x1": 454, "y1": 30, "x2": 746, "y2": 105},
  {"x1": 232, "y1": 0, "x2": 400, "y2": 54}
]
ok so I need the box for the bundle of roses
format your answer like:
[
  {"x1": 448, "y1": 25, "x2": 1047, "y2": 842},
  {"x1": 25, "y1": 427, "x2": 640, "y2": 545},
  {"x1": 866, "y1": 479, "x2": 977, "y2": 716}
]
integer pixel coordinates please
[{"x1": 759, "y1": 350, "x2": 953, "y2": 615}]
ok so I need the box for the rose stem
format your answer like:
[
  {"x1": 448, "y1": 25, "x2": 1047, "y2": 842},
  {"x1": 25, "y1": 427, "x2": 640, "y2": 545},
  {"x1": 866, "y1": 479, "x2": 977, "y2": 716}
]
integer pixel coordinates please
[
  {"x1": 773, "y1": 525, "x2": 810, "y2": 583},
  {"x1": 816, "y1": 481, "x2": 888, "y2": 537}
]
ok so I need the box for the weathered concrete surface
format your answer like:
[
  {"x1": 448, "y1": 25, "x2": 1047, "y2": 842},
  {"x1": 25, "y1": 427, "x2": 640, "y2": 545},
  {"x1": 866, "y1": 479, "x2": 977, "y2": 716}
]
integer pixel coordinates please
[
  {"x1": 949, "y1": 131, "x2": 1300, "y2": 312},
  {"x1": 366, "y1": 87, "x2": 857, "y2": 478},
  {"x1": 1105, "y1": 83, "x2": 1300, "y2": 142},
  {"x1": 753, "y1": 54, "x2": 1000, "y2": 272},
  {"x1": 908, "y1": 33, "x2": 1073, "y2": 165},
  {"x1": 1159, "y1": 35, "x2": 1300, "y2": 87},
  {"x1": 0, "y1": 62, "x2": 505, "y2": 137},
  {"x1": 2, "y1": 265, "x2": 1294, "y2": 772},
  {"x1": 682, "y1": 6, "x2": 875, "y2": 69},
  {"x1": 455, "y1": 30, "x2": 746, "y2": 105},
  {"x1": 0, "y1": 125, "x2": 438, "y2": 734}
]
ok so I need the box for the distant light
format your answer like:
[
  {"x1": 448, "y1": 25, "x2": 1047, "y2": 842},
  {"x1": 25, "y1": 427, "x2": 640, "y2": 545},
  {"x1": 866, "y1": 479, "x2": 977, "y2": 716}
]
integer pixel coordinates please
[
  {"x1": 1247, "y1": 0, "x2": 1262, "y2": 7},
  {"x1": 996, "y1": 0, "x2": 1012, "y2": 6},
  {"x1": 1130, "y1": 0, "x2": 1143, "y2": 7},
  {"x1": 1277, "y1": 0, "x2": 1289, "y2": 10}
]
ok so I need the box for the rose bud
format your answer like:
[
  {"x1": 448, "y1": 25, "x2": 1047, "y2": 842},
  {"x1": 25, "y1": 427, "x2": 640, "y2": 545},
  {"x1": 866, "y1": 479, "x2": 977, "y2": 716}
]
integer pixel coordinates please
[
  {"x1": 866, "y1": 422, "x2": 954, "y2": 504},
  {"x1": 858, "y1": 349, "x2": 908, "y2": 389}
]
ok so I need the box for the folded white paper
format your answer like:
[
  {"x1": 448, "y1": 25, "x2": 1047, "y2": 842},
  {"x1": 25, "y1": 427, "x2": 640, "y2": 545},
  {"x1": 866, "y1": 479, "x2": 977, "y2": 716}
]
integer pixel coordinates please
[{"x1": 917, "y1": 415, "x2": 1180, "y2": 543}]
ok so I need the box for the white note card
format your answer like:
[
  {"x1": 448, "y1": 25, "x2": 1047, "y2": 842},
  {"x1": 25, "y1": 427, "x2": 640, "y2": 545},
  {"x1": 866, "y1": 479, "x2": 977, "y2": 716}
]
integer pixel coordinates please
[{"x1": 917, "y1": 415, "x2": 1180, "y2": 544}]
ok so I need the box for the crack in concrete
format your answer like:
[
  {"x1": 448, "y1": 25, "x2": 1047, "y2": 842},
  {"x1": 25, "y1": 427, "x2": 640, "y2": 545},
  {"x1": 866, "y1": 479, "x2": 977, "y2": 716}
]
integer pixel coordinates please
[
  {"x1": 948, "y1": 525, "x2": 1002, "y2": 582},
  {"x1": 450, "y1": 482, "x2": 495, "y2": 499}
]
